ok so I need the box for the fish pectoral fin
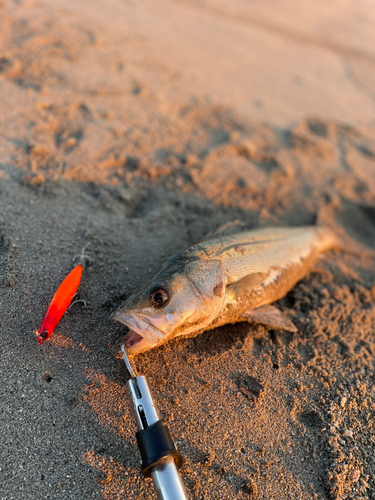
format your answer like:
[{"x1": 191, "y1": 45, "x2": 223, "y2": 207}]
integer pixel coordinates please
[
  {"x1": 227, "y1": 272, "x2": 268, "y2": 295},
  {"x1": 205, "y1": 220, "x2": 247, "y2": 239},
  {"x1": 243, "y1": 305, "x2": 298, "y2": 332}
]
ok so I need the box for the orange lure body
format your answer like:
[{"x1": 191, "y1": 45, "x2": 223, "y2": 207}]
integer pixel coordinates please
[{"x1": 37, "y1": 264, "x2": 83, "y2": 345}]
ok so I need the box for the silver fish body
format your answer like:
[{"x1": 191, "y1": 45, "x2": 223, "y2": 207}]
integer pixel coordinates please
[{"x1": 113, "y1": 226, "x2": 336, "y2": 354}]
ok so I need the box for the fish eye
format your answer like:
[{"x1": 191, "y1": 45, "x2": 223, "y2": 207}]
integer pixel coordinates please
[{"x1": 149, "y1": 287, "x2": 169, "y2": 308}]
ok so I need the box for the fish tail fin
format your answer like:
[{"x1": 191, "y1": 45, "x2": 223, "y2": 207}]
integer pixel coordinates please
[{"x1": 314, "y1": 225, "x2": 338, "y2": 252}]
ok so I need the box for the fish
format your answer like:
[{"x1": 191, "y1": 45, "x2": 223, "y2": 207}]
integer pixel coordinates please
[{"x1": 112, "y1": 225, "x2": 336, "y2": 354}]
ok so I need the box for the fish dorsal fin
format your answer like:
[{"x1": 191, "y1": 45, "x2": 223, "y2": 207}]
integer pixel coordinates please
[
  {"x1": 227, "y1": 272, "x2": 268, "y2": 295},
  {"x1": 206, "y1": 220, "x2": 247, "y2": 239},
  {"x1": 243, "y1": 305, "x2": 297, "y2": 332}
]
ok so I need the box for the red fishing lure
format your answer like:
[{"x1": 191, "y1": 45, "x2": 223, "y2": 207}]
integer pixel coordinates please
[{"x1": 37, "y1": 264, "x2": 83, "y2": 345}]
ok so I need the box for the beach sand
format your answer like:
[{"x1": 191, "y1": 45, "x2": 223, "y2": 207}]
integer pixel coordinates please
[{"x1": 0, "y1": 0, "x2": 375, "y2": 498}]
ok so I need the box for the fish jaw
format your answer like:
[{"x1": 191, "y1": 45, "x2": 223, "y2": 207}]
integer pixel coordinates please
[
  {"x1": 122, "y1": 329, "x2": 152, "y2": 354},
  {"x1": 112, "y1": 311, "x2": 166, "y2": 347}
]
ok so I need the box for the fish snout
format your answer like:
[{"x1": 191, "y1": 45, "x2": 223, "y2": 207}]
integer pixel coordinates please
[{"x1": 112, "y1": 310, "x2": 165, "y2": 346}]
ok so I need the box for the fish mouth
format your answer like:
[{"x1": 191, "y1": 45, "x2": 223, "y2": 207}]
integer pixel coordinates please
[{"x1": 112, "y1": 311, "x2": 166, "y2": 352}]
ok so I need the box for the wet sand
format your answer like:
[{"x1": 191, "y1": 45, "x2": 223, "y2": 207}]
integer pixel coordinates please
[{"x1": 0, "y1": 1, "x2": 375, "y2": 499}]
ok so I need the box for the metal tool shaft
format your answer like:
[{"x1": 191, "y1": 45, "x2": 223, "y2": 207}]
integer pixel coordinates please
[
  {"x1": 122, "y1": 345, "x2": 188, "y2": 500},
  {"x1": 150, "y1": 458, "x2": 188, "y2": 500}
]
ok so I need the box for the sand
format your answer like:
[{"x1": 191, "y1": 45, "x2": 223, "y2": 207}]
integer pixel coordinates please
[{"x1": 0, "y1": 0, "x2": 375, "y2": 499}]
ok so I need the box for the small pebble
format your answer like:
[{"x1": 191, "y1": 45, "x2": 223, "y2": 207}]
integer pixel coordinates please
[
  {"x1": 340, "y1": 396, "x2": 347, "y2": 408},
  {"x1": 350, "y1": 469, "x2": 360, "y2": 482},
  {"x1": 343, "y1": 429, "x2": 353, "y2": 438}
]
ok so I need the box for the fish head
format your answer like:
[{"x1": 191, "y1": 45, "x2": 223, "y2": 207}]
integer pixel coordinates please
[{"x1": 112, "y1": 255, "x2": 225, "y2": 354}]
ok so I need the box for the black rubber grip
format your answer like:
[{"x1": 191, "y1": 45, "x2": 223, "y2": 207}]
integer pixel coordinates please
[{"x1": 136, "y1": 419, "x2": 184, "y2": 477}]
